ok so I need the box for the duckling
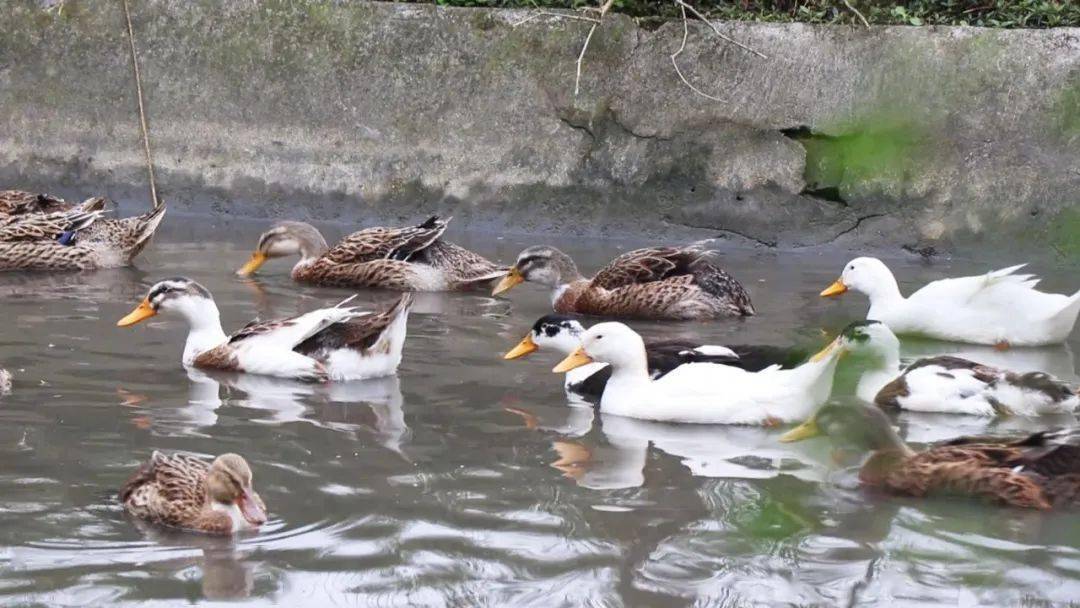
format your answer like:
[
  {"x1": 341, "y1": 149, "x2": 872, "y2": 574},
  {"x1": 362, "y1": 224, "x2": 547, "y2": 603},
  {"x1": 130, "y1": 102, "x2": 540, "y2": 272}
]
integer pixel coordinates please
[
  {"x1": 550, "y1": 322, "x2": 847, "y2": 424},
  {"x1": 121, "y1": 452, "x2": 268, "y2": 534},
  {"x1": 780, "y1": 403, "x2": 1080, "y2": 510},
  {"x1": 841, "y1": 320, "x2": 1079, "y2": 416},
  {"x1": 504, "y1": 314, "x2": 806, "y2": 401},
  {"x1": 493, "y1": 245, "x2": 753, "y2": 320},
  {"x1": 117, "y1": 278, "x2": 411, "y2": 381},
  {"x1": 236, "y1": 217, "x2": 504, "y2": 291},
  {"x1": 822, "y1": 257, "x2": 1080, "y2": 347}
]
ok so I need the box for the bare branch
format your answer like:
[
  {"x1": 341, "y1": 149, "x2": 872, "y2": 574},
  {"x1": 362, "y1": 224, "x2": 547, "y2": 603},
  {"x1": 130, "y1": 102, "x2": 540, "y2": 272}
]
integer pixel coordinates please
[
  {"x1": 670, "y1": 3, "x2": 725, "y2": 101},
  {"x1": 841, "y1": 0, "x2": 871, "y2": 27},
  {"x1": 511, "y1": 10, "x2": 600, "y2": 28},
  {"x1": 674, "y1": 0, "x2": 768, "y2": 59},
  {"x1": 575, "y1": 22, "x2": 599, "y2": 97}
]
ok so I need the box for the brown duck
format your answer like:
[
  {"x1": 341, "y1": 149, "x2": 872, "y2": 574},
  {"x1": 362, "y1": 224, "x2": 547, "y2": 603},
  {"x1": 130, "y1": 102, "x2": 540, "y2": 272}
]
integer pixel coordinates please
[
  {"x1": 781, "y1": 403, "x2": 1080, "y2": 510},
  {"x1": 236, "y1": 216, "x2": 505, "y2": 291},
  {"x1": 492, "y1": 245, "x2": 754, "y2": 320},
  {"x1": 121, "y1": 452, "x2": 267, "y2": 535}
]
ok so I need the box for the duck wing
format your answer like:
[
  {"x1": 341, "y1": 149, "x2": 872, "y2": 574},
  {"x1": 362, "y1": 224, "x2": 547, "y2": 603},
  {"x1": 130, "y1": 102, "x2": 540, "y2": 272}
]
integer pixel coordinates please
[
  {"x1": 590, "y1": 246, "x2": 688, "y2": 289},
  {"x1": 121, "y1": 451, "x2": 209, "y2": 525},
  {"x1": 295, "y1": 293, "x2": 413, "y2": 357},
  {"x1": 0, "y1": 209, "x2": 101, "y2": 243},
  {"x1": 323, "y1": 216, "x2": 449, "y2": 264},
  {"x1": 0, "y1": 190, "x2": 70, "y2": 216},
  {"x1": 410, "y1": 240, "x2": 506, "y2": 287},
  {"x1": 229, "y1": 297, "x2": 367, "y2": 351}
]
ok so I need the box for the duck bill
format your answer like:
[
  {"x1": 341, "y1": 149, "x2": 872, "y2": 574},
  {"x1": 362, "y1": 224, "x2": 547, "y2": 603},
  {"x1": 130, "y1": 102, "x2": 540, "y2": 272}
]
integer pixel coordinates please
[
  {"x1": 491, "y1": 268, "x2": 524, "y2": 296},
  {"x1": 809, "y1": 337, "x2": 844, "y2": 362},
  {"x1": 236, "y1": 251, "x2": 268, "y2": 277},
  {"x1": 779, "y1": 418, "x2": 821, "y2": 443},
  {"x1": 116, "y1": 298, "x2": 157, "y2": 327},
  {"x1": 553, "y1": 347, "x2": 593, "y2": 373},
  {"x1": 237, "y1": 489, "x2": 267, "y2": 525},
  {"x1": 503, "y1": 334, "x2": 539, "y2": 360},
  {"x1": 820, "y1": 279, "x2": 848, "y2": 297}
]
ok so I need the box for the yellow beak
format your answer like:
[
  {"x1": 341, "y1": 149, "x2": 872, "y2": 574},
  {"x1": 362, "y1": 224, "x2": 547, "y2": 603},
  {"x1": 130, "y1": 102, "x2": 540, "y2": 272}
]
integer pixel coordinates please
[
  {"x1": 779, "y1": 418, "x2": 822, "y2": 443},
  {"x1": 117, "y1": 298, "x2": 157, "y2": 327},
  {"x1": 503, "y1": 334, "x2": 539, "y2": 360},
  {"x1": 553, "y1": 346, "x2": 593, "y2": 373},
  {"x1": 820, "y1": 278, "x2": 848, "y2": 297},
  {"x1": 810, "y1": 337, "x2": 843, "y2": 362},
  {"x1": 492, "y1": 268, "x2": 524, "y2": 296},
  {"x1": 236, "y1": 251, "x2": 268, "y2": 277}
]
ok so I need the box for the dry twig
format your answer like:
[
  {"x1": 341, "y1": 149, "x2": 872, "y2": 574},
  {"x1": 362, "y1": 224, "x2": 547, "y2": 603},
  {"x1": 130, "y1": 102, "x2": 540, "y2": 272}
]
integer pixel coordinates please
[
  {"x1": 674, "y1": 0, "x2": 768, "y2": 59},
  {"x1": 841, "y1": 0, "x2": 871, "y2": 27},
  {"x1": 670, "y1": 3, "x2": 725, "y2": 101}
]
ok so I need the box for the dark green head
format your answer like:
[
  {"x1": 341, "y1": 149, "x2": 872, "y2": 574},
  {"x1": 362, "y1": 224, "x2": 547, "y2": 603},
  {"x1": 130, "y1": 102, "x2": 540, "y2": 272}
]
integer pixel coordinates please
[{"x1": 780, "y1": 403, "x2": 909, "y2": 454}]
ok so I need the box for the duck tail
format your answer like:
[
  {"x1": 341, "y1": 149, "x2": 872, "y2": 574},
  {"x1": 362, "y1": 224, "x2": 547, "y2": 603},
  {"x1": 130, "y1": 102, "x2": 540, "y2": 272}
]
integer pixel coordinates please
[
  {"x1": 123, "y1": 203, "x2": 167, "y2": 260},
  {"x1": 1048, "y1": 289, "x2": 1080, "y2": 336}
]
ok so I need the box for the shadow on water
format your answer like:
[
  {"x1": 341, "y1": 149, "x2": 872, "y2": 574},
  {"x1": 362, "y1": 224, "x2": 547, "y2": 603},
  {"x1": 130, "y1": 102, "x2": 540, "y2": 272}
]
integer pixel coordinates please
[{"x1": 0, "y1": 217, "x2": 1077, "y2": 604}]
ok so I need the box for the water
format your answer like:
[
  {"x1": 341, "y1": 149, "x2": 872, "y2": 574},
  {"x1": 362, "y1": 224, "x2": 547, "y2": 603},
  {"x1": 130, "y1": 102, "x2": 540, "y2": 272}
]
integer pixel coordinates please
[{"x1": 0, "y1": 216, "x2": 1078, "y2": 606}]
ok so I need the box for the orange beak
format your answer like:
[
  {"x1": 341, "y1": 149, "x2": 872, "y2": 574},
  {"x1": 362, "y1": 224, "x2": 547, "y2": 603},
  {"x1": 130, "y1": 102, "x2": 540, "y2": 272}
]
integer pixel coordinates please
[
  {"x1": 820, "y1": 279, "x2": 848, "y2": 297},
  {"x1": 236, "y1": 251, "x2": 268, "y2": 277},
  {"x1": 237, "y1": 488, "x2": 267, "y2": 525},
  {"x1": 503, "y1": 334, "x2": 539, "y2": 360},
  {"x1": 116, "y1": 298, "x2": 157, "y2": 327},
  {"x1": 492, "y1": 268, "x2": 524, "y2": 296},
  {"x1": 553, "y1": 347, "x2": 593, "y2": 373}
]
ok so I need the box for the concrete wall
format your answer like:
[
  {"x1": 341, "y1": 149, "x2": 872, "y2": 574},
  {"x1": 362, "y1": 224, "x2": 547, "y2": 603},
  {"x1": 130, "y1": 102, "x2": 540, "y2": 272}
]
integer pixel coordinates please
[{"x1": 1, "y1": 0, "x2": 1078, "y2": 253}]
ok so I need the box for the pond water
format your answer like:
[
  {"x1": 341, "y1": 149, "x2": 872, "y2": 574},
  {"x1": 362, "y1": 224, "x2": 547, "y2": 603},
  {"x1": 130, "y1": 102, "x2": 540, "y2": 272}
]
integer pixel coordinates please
[{"x1": 0, "y1": 216, "x2": 1078, "y2": 606}]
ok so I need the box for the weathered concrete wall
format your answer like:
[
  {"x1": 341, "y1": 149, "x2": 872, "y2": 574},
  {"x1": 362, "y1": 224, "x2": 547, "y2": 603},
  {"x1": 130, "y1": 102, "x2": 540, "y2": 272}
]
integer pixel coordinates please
[{"x1": 1, "y1": 0, "x2": 1078, "y2": 252}]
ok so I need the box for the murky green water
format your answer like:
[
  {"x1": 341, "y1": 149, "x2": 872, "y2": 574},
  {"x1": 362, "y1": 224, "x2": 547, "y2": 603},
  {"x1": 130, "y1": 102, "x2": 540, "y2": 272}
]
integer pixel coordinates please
[{"x1": 0, "y1": 216, "x2": 1077, "y2": 606}]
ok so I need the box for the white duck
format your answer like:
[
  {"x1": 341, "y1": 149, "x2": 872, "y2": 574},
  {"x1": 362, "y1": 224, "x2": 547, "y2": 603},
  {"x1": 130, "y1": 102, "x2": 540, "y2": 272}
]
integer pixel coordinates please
[
  {"x1": 821, "y1": 257, "x2": 1080, "y2": 347},
  {"x1": 843, "y1": 320, "x2": 1079, "y2": 416},
  {"x1": 117, "y1": 277, "x2": 411, "y2": 381},
  {"x1": 551, "y1": 322, "x2": 846, "y2": 425},
  {"x1": 503, "y1": 314, "x2": 763, "y2": 402}
]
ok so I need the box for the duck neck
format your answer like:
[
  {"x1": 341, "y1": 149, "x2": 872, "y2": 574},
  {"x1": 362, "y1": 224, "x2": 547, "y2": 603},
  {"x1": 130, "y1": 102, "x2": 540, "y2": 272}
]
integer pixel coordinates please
[
  {"x1": 599, "y1": 345, "x2": 652, "y2": 411},
  {"x1": 863, "y1": 272, "x2": 905, "y2": 319},
  {"x1": 176, "y1": 298, "x2": 229, "y2": 365},
  {"x1": 293, "y1": 230, "x2": 330, "y2": 269},
  {"x1": 856, "y1": 349, "x2": 902, "y2": 403}
]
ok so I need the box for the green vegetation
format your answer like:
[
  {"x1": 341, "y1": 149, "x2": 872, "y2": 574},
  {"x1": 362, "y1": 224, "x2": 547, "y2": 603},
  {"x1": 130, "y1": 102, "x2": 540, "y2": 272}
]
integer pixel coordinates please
[{"x1": 413, "y1": 0, "x2": 1080, "y2": 28}]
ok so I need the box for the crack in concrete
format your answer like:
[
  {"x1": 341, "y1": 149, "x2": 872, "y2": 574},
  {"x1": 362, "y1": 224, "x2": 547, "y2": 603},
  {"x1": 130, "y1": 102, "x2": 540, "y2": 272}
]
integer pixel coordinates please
[
  {"x1": 662, "y1": 216, "x2": 779, "y2": 247},
  {"x1": 830, "y1": 213, "x2": 885, "y2": 242}
]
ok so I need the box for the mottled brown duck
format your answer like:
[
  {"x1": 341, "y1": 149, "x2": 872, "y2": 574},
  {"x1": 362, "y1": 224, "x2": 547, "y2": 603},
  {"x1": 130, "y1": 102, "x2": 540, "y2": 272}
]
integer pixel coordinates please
[
  {"x1": 0, "y1": 204, "x2": 165, "y2": 271},
  {"x1": 492, "y1": 245, "x2": 754, "y2": 320},
  {"x1": 780, "y1": 403, "x2": 1080, "y2": 510},
  {"x1": 121, "y1": 452, "x2": 267, "y2": 535},
  {"x1": 236, "y1": 216, "x2": 504, "y2": 291}
]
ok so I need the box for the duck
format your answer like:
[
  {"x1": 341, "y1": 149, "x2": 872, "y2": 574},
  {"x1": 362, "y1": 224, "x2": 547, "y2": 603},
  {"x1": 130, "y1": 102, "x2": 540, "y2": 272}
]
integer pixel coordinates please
[
  {"x1": 117, "y1": 277, "x2": 411, "y2": 381},
  {"x1": 841, "y1": 320, "x2": 1079, "y2": 416},
  {"x1": 121, "y1": 451, "x2": 268, "y2": 534},
  {"x1": 780, "y1": 403, "x2": 1080, "y2": 510},
  {"x1": 821, "y1": 257, "x2": 1080, "y2": 347},
  {"x1": 235, "y1": 216, "x2": 505, "y2": 291},
  {"x1": 0, "y1": 203, "x2": 165, "y2": 271},
  {"x1": 492, "y1": 245, "x2": 754, "y2": 320},
  {"x1": 550, "y1": 322, "x2": 847, "y2": 424},
  {"x1": 504, "y1": 314, "x2": 806, "y2": 401}
]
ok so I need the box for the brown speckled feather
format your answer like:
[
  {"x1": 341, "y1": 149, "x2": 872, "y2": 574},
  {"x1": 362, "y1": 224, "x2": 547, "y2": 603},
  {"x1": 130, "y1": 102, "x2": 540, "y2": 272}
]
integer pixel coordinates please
[
  {"x1": 412, "y1": 241, "x2": 506, "y2": 288},
  {"x1": 296, "y1": 293, "x2": 413, "y2": 357},
  {"x1": 121, "y1": 452, "x2": 212, "y2": 528},
  {"x1": 0, "y1": 190, "x2": 71, "y2": 216},
  {"x1": 323, "y1": 217, "x2": 447, "y2": 264},
  {"x1": 559, "y1": 246, "x2": 753, "y2": 319},
  {"x1": 864, "y1": 429, "x2": 1080, "y2": 510},
  {"x1": 295, "y1": 258, "x2": 435, "y2": 291}
]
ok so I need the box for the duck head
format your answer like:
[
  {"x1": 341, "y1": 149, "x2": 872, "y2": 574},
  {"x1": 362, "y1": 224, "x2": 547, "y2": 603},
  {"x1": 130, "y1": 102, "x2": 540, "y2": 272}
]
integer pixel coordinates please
[
  {"x1": 834, "y1": 320, "x2": 900, "y2": 361},
  {"x1": 237, "y1": 221, "x2": 329, "y2": 276},
  {"x1": 821, "y1": 257, "x2": 898, "y2": 299},
  {"x1": 116, "y1": 277, "x2": 216, "y2": 327},
  {"x1": 206, "y1": 453, "x2": 267, "y2": 527},
  {"x1": 552, "y1": 322, "x2": 646, "y2": 373},
  {"x1": 503, "y1": 314, "x2": 587, "y2": 359},
  {"x1": 779, "y1": 403, "x2": 909, "y2": 456},
  {"x1": 492, "y1": 246, "x2": 582, "y2": 296}
]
